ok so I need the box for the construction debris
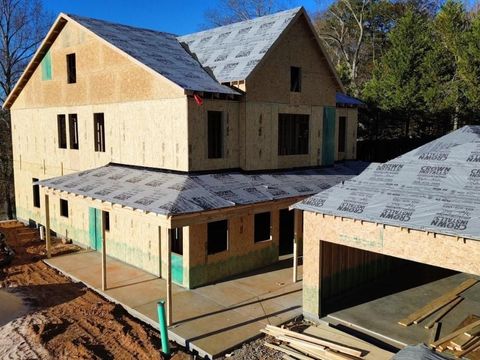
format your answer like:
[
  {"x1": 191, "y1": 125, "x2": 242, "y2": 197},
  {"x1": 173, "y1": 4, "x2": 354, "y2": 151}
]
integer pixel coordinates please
[{"x1": 262, "y1": 324, "x2": 365, "y2": 360}]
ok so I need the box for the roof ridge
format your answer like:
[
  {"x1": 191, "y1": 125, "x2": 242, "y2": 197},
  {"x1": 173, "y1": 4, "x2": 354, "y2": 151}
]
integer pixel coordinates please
[
  {"x1": 179, "y1": 6, "x2": 303, "y2": 38},
  {"x1": 66, "y1": 13, "x2": 179, "y2": 37}
]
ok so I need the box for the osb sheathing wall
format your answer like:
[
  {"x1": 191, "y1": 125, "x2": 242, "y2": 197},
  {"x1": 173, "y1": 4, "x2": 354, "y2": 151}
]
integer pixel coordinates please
[
  {"x1": 302, "y1": 211, "x2": 480, "y2": 318},
  {"x1": 239, "y1": 15, "x2": 345, "y2": 170},
  {"x1": 29, "y1": 188, "x2": 163, "y2": 276},
  {"x1": 335, "y1": 108, "x2": 358, "y2": 161},
  {"x1": 10, "y1": 20, "x2": 190, "y2": 173},
  {"x1": 186, "y1": 209, "x2": 282, "y2": 288},
  {"x1": 187, "y1": 98, "x2": 241, "y2": 171}
]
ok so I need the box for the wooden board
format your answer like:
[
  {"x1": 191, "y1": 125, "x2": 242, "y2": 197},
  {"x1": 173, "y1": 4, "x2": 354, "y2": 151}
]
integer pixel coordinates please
[
  {"x1": 399, "y1": 278, "x2": 478, "y2": 326},
  {"x1": 434, "y1": 315, "x2": 480, "y2": 359},
  {"x1": 303, "y1": 324, "x2": 394, "y2": 360},
  {"x1": 424, "y1": 297, "x2": 463, "y2": 329}
]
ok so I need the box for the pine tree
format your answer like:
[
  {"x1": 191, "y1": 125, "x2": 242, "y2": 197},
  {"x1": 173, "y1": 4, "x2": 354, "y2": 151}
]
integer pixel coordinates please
[{"x1": 363, "y1": 10, "x2": 432, "y2": 137}]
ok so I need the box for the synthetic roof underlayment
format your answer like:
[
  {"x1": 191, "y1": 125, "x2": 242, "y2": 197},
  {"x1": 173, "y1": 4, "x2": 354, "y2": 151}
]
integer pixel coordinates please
[
  {"x1": 178, "y1": 8, "x2": 300, "y2": 83},
  {"x1": 37, "y1": 162, "x2": 368, "y2": 217},
  {"x1": 68, "y1": 14, "x2": 238, "y2": 95},
  {"x1": 295, "y1": 126, "x2": 480, "y2": 240},
  {"x1": 335, "y1": 92, "x2": 365, "y2": 107}
]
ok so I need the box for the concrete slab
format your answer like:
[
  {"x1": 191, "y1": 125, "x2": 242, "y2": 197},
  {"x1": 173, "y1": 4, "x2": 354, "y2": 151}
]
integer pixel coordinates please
[
  {"x1": 45, "y1": 252, "x2": 302, "y2": 359},
  {"x1": 326, "y1": 273, "x2": 480, "y2": 348}
]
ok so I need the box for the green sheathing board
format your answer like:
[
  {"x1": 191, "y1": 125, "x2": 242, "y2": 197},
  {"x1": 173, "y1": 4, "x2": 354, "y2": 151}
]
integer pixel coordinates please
[
  {"x1": 322, "y1": 107, "x2": 336, "y2": 165},
  {"x1": 88, "y1": 208, "x2": 102, "y2": 251},
  {"x1": 171, "y1": 253, "x2": 183, "y2": 285},
  {"x1": 41, "y1": 50, "x2": 52, "y2": 80},
  {"x1": 188, "y1": 245, "x2": 278, "y2": 288}
]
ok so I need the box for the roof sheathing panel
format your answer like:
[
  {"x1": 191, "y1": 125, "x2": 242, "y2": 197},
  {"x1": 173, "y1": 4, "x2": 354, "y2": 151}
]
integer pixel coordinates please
[
  {"x1": 295, "y1": 126, "x2": 480, "y2": 241},
  {"x1": 37, "y1": 161, "x2": 368, "y2": 217},
  {"x1": 178, "y1": 7, "x2": 301, "y2": 83},
  {"x1": 68, "y1": 14, "x2": 239, "y2": 95}
]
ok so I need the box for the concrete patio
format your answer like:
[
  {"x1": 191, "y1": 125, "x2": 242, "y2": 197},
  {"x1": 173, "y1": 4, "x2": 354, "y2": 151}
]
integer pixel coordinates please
[{"x1": 45, "y1": 250, "x2": 302, "y2": 358}]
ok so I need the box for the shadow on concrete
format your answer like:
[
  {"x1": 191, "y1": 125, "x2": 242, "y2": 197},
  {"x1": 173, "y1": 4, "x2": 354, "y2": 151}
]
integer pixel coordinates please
[
  {"x1": 323, "y1": 260, "x2": 455, "y2": 315},
  {"x1": 209, "y1": 257, "x2": 300, "y2": 285},
  {"x1": 176, "y1": 287, "x2": 302, "y2": 325},
  {"x1": 184, "y1": 305, "x2": 301, "y2": 345}
]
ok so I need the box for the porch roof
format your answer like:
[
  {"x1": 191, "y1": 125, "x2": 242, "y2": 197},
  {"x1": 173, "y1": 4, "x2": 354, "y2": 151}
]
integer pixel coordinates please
[{"x1": 37, "y1": 162, "x2": 368, "y2": 218}]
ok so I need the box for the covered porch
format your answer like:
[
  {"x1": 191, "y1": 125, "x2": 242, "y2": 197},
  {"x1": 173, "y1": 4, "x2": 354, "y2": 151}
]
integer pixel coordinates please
[
  {"x1": 37, "y1": 163, "x2": 366, "y2": 329},
  {"x1": 45, "y1": 249, "x2": 303, "y2": 358}
]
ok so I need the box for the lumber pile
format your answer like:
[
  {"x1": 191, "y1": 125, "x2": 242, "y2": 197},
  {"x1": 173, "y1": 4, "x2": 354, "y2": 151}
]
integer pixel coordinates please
[
  {"x1": 430, "y1": 315, "x2": 480, "y2": 359},
  {"x1": 396, "y1": 278, "x2": 480, "y2": 358},
  {"x1": 262, "y1": 324, "x2": 366, "y2": 360}
]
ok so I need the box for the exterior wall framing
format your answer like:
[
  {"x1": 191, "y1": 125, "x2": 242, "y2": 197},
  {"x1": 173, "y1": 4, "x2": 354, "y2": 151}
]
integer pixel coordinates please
[{"x1": 302, "y1": 211, "x2": 480, "y2": 319}]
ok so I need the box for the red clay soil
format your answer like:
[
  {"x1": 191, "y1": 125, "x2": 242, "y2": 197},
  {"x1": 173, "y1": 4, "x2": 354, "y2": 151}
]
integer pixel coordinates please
[{"x1": 0, "y1": 224, "x2": 189, "y2": 360}]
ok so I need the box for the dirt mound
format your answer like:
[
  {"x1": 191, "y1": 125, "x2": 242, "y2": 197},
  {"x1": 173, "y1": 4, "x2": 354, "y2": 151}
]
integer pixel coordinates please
[{"x1": 0, "y1": 226, "x2": 169, "y2": 359}]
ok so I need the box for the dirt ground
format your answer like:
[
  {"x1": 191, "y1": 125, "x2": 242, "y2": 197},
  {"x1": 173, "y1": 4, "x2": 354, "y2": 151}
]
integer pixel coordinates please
[
  {"x1": 0, "y1": 223, "x2": 282, "y2": 360},
  {"x1": 0, "y1": 225, "x2": 192, "y2": 360}
]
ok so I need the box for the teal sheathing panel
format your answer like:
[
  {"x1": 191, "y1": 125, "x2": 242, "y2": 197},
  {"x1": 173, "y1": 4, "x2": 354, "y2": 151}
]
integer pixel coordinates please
[
  {"x1": 322, "y1": 107, "x2": 336, "y2": 166},
  {"x1": 41, "y1": 50, "x2": 52, "y2": 80},
  {"x1": 189, "y1": 245, "x2": 278, "y2": 288},
  {"x1": 89, "y1": 208, "x2": 102, "y2": 251},
  {"x1": 171, "y1": 253, "x2": 183, "y2": 285}
]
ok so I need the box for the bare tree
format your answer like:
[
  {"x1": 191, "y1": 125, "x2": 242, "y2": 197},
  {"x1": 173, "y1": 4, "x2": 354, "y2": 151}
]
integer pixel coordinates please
[
  {"x1": 0, "y1": 0, "x2": 51, "y2": 219},
  {"x1": 314, "y1": 0, "x2": 371, "y2": 94},
  {"x1": 203, "y1": 0, "x2": 287, "y2": 27}
]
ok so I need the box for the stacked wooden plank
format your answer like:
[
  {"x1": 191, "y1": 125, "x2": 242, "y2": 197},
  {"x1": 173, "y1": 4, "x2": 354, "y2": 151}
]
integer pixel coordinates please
[
  {"x1": 398, "y1": 278, "x2": 477, "y2": 327},
  {"x1": 262, "y1": 325, "x2": 366, "y2": 360},
  {"x1": 430, "y1": 315, "x2": 480, "y2": 359},
  {"x1": 395, "y1": 278, "x2": 480, "y2": 358}
]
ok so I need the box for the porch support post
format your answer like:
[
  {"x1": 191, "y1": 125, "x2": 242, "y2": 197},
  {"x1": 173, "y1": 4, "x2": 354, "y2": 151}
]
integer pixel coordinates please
[
  {"x1": 166, "y1": 228, "x2": 173, "y2": 326},
  {"x1": 101, "y1": 211, "x2": 107, "y2": 291},
  {"x1": 293, "y1": 209, "x2": 303, "y2": 283},
  {"x1": 44, "y1": 193, "x2": 51, "y2": 258}
]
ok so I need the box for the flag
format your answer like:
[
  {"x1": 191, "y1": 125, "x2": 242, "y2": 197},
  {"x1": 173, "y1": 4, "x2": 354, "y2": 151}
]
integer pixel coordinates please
[{"x1": 194, "y1": 94, "x2": 203, "y2": 106}]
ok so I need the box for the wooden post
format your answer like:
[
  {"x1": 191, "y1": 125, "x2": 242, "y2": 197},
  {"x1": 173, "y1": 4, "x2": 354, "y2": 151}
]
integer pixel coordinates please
[
  {"x1": 166, "y1": 229, "x2": 173, "y2": 326},
  {"x1": 44, "y1": 194, "x2": 51, "y2": 258},
  {"x1": 101, "y1": 211, "x2": 107, "y2": 291},
  {"x1": 293, "y1": 209, "x2": 303, "y2": 283}
]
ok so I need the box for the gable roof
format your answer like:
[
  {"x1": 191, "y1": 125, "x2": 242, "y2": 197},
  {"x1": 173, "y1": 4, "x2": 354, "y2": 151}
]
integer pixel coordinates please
[
  {"x1": 4, "y1": 7, "x2": 345, "y2": 109},
  {"x1": 68, "y1": 14, "x2": 238, "y2": 95},
  {"x1": 294, "y1": 126, "x2": 480, "y2": 241},
  {"x1": 178, "y1": 8, "x2": 300, "y2": 83},
  {"x1": 178, "y1": 7, "x2": 344, "y2": 91}
]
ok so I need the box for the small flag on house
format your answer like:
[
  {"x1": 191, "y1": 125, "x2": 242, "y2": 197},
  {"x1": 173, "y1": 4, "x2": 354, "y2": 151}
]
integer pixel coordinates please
[{"x1": 194, "y1": 94, "x2": 203, "y2": 106}]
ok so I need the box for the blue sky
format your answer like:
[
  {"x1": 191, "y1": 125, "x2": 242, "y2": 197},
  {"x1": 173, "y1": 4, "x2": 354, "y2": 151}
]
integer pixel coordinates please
[{"x1": 44, "y1": 0, "x2": 324, "y2": 35}]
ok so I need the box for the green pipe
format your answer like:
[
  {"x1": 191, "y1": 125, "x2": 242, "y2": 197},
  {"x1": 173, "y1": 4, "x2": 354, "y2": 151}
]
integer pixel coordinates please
[{"x1": 157, "y1": 301, "x2": 170, "y2": 355}]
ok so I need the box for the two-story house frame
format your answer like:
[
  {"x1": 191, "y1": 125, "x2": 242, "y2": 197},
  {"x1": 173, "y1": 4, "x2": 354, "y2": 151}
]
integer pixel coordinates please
[{"x1": 4, "y1": 7, "x2": 363, "y2": 291}]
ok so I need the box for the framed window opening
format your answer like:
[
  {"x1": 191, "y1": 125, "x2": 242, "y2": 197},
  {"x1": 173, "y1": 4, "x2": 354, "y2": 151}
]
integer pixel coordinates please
[
  {"x1": 290, "y1": 66, "x2": 301, "y2": 92},
  {"x1": 32, "y1": 178, "x2": 40, "y2": 208},
  {"x1": 60, "y1": 199, "x2": 69, "y2": 218},
  {"x1": 94, "y1": 113, "x2": 106, "y2": 152},
  {"x1": 254, "y1": 212, "x2": 271, "y2": 243},
  {"x1": 69, "y1": 114, "x2": 79, "y2": 149},
  {"x1": 57, "y1": 114, "x2": 67, "y2": 149},
  {"x1": 207, "y1": 111, "x2": 224, "y2": 159},
  {"x1": 67, "y1": 53, "x2": 76, "y2": 84},
  {"x1": 278, "y1": 113, "x2": 309, "y2": 155},
  {"x1": 207, "y1": 220, "x2": 228, "y2": 254}
]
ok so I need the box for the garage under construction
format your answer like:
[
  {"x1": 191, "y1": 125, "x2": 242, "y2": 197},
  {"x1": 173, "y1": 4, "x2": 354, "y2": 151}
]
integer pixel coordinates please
[{"x1": 295, "y1": 125, "x2": 480, "y2": 358}]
